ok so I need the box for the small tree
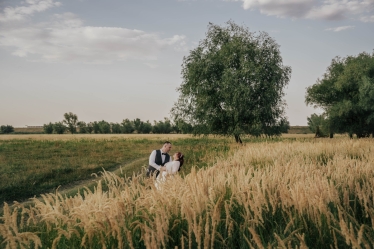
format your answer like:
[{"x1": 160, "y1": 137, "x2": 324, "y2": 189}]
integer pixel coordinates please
[
  {"x1": 92, "y1": 121, "x2": 100, "y2": 134},
  {"x1": 153, "y1": 118, "x2": 173, "y2": 134},
  {"x1": 53, "y1": 122, "x2": 66, "y2": 134},
  {"x1": 43, "y1": 122, "x2": 54, "y2": 134},
  {"x1": 0, "y1": 125, "x2": 14, "y2": 134},
  {"x1": 279, "y1": 119, "x2": 290, "y2": 134},
  {"x1": 77, "y1": 121, "x2": 87, "y2": 134},
  {"x1": 133, "y1": 118, "x2": 143, "y2": 133},
  {"x1": 111, "y1": 123, "x2": 122, "y2": 134},
  {"x1": 121, "y1": 119, "x2": 134, "y2": 134},
  {"x1": 63, "y1": 112, "x2": 78, "y2": 134},
  {"x1": 307, "y1": 113, "x2": 328, "y2": 137},
  {"x1": 140, "y1": 121, "x2": 152, "y2": 134},
  {"x1": 98, "y1": 120, "x2": 111, "y2": 134},
  {"x1": 86, "y1": 122, "x2": 94, "y2": 134}
]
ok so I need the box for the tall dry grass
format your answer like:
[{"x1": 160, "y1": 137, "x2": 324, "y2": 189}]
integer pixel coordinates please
[{"x1": 1, "y1": 138, "x2": 374, "y2": 248}]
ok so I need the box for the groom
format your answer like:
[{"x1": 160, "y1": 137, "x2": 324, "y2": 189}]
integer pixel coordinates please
[{"x1": 147, "y1": 141, "x2": 172, "y2": 177}]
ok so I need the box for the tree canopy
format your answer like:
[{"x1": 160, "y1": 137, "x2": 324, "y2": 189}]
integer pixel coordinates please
[
  {"x1": 171, "y1": 21, "x2": 291, "y2": 142},
  {"x1": 0, "y1": 125, "x2": 14, "y2": 134},
  {"x1": 305, "y1": 51, "x2": 374, "y2": 138},
  {"x1": 63, "y1": 112, "x2": 78, "y2": 134}
]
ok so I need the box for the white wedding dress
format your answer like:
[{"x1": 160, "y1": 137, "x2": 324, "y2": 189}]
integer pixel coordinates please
[
  {"x1": 155, "y1": 161, "x2": 180, "y2": 189},
  {"x1": 162, "y1": 161, "x2": 180, "y2": 178}
]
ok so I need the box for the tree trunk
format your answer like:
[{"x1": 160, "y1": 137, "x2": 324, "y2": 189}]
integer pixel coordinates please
[
  {"x1": 329, "y1": 133, "x2": 333, "y2": 138},
  {"x1": 315, "y1": 126, "x2": 321, "y2": 138},
  {"x1": 234, "y1": 134, "x2": 243, "y2": 144}
]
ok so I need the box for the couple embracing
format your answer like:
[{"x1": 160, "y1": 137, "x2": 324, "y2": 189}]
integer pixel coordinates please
[{"x1": 147, "y1": 141, "x2": 184, "y2": 180}]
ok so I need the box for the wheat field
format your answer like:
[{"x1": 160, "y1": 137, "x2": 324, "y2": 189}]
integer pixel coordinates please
[{"x1": 1, "y1": 138, "x2": 374, "y2": 248}]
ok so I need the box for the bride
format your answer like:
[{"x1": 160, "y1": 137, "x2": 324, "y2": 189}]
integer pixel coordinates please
[{"x1": 155, "y1": 152, "x2": 184, "y2": 188}]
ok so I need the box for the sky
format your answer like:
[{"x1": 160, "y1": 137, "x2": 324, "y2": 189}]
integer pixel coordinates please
[{"x1": 0, "y1": 0, "x2": 373, "y2": 127}]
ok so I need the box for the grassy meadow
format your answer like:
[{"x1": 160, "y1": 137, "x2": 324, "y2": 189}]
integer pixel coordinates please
[
  {"x1": 1, "y1": 135, "x2": 374, "y2": 248},
  {"x1": 0, "y1": 134, "x2": 239, "y2": 205}
]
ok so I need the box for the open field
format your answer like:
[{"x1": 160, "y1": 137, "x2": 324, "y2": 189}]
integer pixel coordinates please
[
  {"x1": 1, "y1": 137, "x2": 374, "y2": 248},
  {"x1": 0, "y1": 133, "x2": 342, "y2": 206},
  {"x1": 288, "y1": 125, "x2": 312, "y2": 134},
  {"x1": 0, "y1": 135, "x2": 240, "y2": 205},
  {"x1": 13, "y1": 127, "x2": 44, "y2": 134}
]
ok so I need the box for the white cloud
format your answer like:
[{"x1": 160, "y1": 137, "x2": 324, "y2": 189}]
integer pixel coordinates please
[
  {"x1": 361, "y1": 14, "x2": 374, "y2": 22},
  {"x1": 237, "y1": 0, "x2": 374, "y2": 22},
  {"x1": 242, "y1": 0, "x2": 315, "y2": 18},
  {"x1": 144, "y1": 63, "x2": 159, "y2": 69},
  {"x1": 0, "y1": 0, "x2": 61, "y2": 22},
  {"x1": 0, "y1": 3, "x2": 187, "y2": 64},
  {"x1": 325, "y1": 25, "x2": 355, "y2": 31}
]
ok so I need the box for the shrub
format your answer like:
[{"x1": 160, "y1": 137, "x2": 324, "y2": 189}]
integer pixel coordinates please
[
  {"x1": 98, "y1": 120, "x2": 111, "y2": 134},
  {"x1": 77, "y1": 121, "x2": 88, "y2": 134},
  {"x1": 86, "y1": 122, "x2": 94, "y2": 134},
  {"x1": 53, "y1": 122, "x2": 66, "y2": 134},
  {"x1": 111, "y1": 123, "x2": 122, "y2": 134},
  {"x1": 121, "y1": 119, "x2": 134, "y2": 134},
  {"x1": 0, "y1": 125, "x2": 14, "y2": 134},
  {"x1": 92, "y1": 121, "x2": 100, "y2": 134},
  {"x1": 43, "y1": 122, "x2": 54, "y2": 134}
]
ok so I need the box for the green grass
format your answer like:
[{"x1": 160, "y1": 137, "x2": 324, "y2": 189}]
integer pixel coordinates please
[{"x1": 0, "y1": 136, "x2": 241, "y2": 205}]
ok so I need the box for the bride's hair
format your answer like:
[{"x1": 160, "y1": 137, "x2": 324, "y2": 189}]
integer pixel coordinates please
[{"x1": 176, "y1": 152, "x2": 184, "y2": 169}]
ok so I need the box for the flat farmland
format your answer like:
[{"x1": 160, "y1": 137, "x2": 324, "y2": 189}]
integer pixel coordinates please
[
  {"x1": 1, "y1": 136, "x2": 374, "y2": 248},
  {"x1": 0, "y1": 134, "x2": 239, "y2": 204}
]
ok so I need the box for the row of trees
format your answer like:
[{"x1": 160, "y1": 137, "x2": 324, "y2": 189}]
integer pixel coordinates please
[{"x1": 43, "y1": 112, "x2": 194, "y2": 134}]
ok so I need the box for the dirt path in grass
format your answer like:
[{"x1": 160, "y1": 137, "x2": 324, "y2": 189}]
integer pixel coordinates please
[
  {"x1": 59, "y1": 157, "x2": 148, "y2": 193},
  {"x1": 12, "y1": 157, "x2": 149, "y2": 209}
]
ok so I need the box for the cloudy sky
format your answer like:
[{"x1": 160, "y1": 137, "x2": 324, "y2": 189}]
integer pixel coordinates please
[{"x1": 0, "y1": 0, "x2": 373, "y2": 127}]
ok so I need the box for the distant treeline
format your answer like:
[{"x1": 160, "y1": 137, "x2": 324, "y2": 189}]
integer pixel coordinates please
[{"x1": 42, "y1": 113, "x2": 194, "y2": 134}]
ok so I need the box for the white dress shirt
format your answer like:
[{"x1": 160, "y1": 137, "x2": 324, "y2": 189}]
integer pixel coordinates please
[{"x1": 149, "y1": 149, "x2": 171, "y2": 171}]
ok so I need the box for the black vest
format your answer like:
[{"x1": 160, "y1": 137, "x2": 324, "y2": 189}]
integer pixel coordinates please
[
  {"x1": 146, "y1": 150, "x2": 170, "y2": 177},
  {"x1": 155, "y1": 150, "x2": 170, "y2": 166}
]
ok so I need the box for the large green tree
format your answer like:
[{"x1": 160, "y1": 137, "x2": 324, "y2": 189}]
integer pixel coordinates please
[
  {"x1": 171, "y1": 21, "x2": 291, "y2": 143},
  {"x1": 305, "y1": 52, "x2": 374, "y2": 138}
]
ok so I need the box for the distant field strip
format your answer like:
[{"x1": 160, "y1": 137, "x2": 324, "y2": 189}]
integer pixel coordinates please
[
  {"x1": 0, "y1": 133, "x2": 194, "y2": 140},
  {"x1": 1, "y1": 138, "x2": 374, "y2": 248}
]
